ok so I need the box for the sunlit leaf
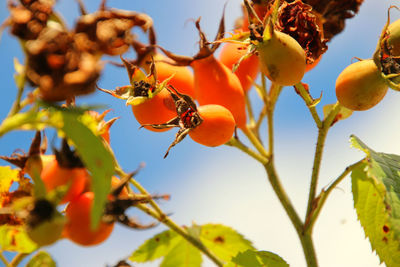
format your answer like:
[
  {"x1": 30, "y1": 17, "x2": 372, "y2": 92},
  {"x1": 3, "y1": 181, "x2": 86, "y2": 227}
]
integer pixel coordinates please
[
  {"x1": 130, "y1": 230, "x2": 180, "y2": 262},
  {"x1": 26, "y1": 251, "x2": 56, "y2": 267},
  {"x1": 0, "y1": 166, "x2": 20, "y2": 193},
  {"x1": 0, "y1": 110, "x2": 48, "y2": 137},
  {"x1": 200, "y1": 224, "x2": 254, "y2": 262},
  {"x1": 225, "y1": 249, "x2": 289, "y2": 267},
  {"x1": 160, "y1": 237, "x2": 202, "y2": 267},
  {"x1": 351, "y1": 135, "x2": 400, "y2": 266},
  {"x1": 59, "y1": 111, "x2": 114, "y2": 229},
  {"x1": 0, "y1": 225, "x2": 37, "y2": 253}
]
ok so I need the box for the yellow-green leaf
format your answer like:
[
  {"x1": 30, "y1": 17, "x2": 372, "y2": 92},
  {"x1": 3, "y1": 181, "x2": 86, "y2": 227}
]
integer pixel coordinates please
[
  {"x1": 225, "y1": 250, "x2": 289, "y2": 267},
  {"x1": 130, "y1": 230, "x2": 180, "y2": 263},
  {"x1": 200, "y1": 224, "x2": 254, "y2": 262},
  {"x1": 0, "y1": 225, "x2": 37, "y2": 253},
  {"x1": 0, "y1": 166, "x2": 19, "y2": 194},
  {"x1": 26, "y1": 251, "x2": 56, "y2": 267},
  {"x1": 351, "y1": 135, "x2": 400, "y2": 266}
]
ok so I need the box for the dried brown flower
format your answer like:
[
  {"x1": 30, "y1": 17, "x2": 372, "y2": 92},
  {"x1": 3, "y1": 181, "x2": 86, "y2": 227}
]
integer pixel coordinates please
[{"x1": 277, "y1": 0, "x2": 327, "y2": 65}]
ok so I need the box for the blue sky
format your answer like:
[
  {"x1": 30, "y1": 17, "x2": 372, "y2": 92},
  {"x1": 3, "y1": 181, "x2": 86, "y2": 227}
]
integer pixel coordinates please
[{"x1": 1, "y1": 1, "x2": 399, "y2": 266}]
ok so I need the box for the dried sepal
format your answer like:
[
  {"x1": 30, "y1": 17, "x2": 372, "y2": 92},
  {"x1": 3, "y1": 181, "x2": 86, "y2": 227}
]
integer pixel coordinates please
[{"x1": 99, "y1": 57, "x2": 173, "y2": 106}]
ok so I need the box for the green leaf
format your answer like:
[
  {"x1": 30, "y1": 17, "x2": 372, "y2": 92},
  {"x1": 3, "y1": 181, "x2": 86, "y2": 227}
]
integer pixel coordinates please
[
  {"x1": 0, "y1": 108, "x2": 114, "y2": 229},
  {"x1": 0, "y1": 166, "x2": 19, "y2": 193},
  {"x1": 131, "y1": 228, "x2": 202, "y2": 267},
  {"x1": 26, "y1": 251, "x2": 56, "y2": 267},
  {"x1": 130, "y1": 230, "x2": 180, "y2": 262},
  {"x1": 131, "y1": 224, "x2": 253, "y2": 266},
  {"x1": 351, "y1": 135, "x2": 400, "y2": 266},
  {"x1": 160, "y1": 237, "x2": 202, "y2": 267},
  {"x1": 225, "y1": 250, "x2": 289, "y2": 267},
  {"x1": 200, "y1": 224, "x2": 255, "y2": 262},
  {"x1": 0, "y1": 110, "x2": 48, "y2": 137},
  {"x1": 59, "y1": 111, "x2": 114, "y2": 229},
  {"x1": 0, "y1": 225, "x2": 37, "y2": 253}
]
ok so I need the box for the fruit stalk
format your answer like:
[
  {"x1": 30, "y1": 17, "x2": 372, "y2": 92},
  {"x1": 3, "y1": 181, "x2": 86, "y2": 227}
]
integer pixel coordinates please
[
  {"x1": 0, "y1": 251, "x2": 9, "y2": 267},
  {"x1": 9, "y1": 253, "x2": 28, "y2": 267},
  {"x1": 263, "y1": 161, "x2": 318, "y2": 267},
  {"x1": 305, "y1": 102, "x2": 341, "y2": 220},
  {"x1": 305, "y1": 159, "x2": 366, "y2": 232},
  {"x1": 294, "y1": 83, "x2": 322, "y2": 128}
]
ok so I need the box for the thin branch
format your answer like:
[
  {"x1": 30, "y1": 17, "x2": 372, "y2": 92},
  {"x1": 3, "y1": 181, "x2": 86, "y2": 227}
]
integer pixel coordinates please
[
  {"x1": 0, "y1": 251, "x2": 10, "y2": 267},
  {"x1": 226, "y1": 137, "x2": 268, "y2": 164},
  {"x1": 9, "y1": 253, "x2": 28, "y2": 267},
  {"x1": 294, "y1": 83, "x2": 322, "y2": 128},
  {"x1": 305, "y1": 159, "x2": 365, "y2": 232},
  {"x1": 305, "y1": 101, "x2": 342, "y2": 228}
]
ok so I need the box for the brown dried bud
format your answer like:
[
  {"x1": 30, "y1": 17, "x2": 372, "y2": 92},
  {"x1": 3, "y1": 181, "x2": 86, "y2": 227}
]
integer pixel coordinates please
[
  {"x1": 8, "y1": 0, "x2": 54, "y2": 40},
  {"x1": 277, "y1": 0, "x2": 327, "y2": 65},
  {"x1": 75, "y1": 8, "x2": 153, "y2": 56},
  {"x1": 25, "y1": 27, "x2": 102, "y2": 101}
]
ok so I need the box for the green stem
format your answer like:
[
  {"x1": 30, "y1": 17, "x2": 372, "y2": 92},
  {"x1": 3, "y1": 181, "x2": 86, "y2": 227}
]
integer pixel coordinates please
[
  {"x1": 241, "y1": 126, "x2": 269, "y2": 158},
  {"x1": 226, "y1": 137, "x2": 268, "y2": 165},
  {"x1": 245, "y1": 93, "x2": 256, "y2": 129},
  {"x1": 263, "y1": 162, "x2": 318, "y2": 267},
  {"x1": 137, "y1": 204, "x2": 224, "y2": 267},
  {"x1": 116, "y1": 167, "x2": 165, "y2": 220},
  {"x1": 9, "y1": 253, "x2": 28, "y2": 267},
  {"x1": 0, "y1": 251, "x2": 10, "y2": 267},
  {"x1": 8, "y1": 84, "x2": 25, "y2": 117},
  {"x1": 294, "y1": 83, "x2": 322, "y2": 128},
  {"x1": 305, "y1": 159, "x2": 365, "y2": 232},
  {"x1": 305, "y1": 102, "x2": 341, "y2": 227}
]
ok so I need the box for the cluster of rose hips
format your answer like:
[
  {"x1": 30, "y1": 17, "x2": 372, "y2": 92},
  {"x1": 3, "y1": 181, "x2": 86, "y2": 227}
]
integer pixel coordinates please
[
  {"x1": 99, "y1": 0, "x2": 340, "y2": 156},
  {"x1": 335, "y1": 9, "x2": 400, "y2": 111},
  {"x1": 0, "y1": 117, "x2": 158, "y2": 247},
  {"x1": 0, "y1": 0, "x2": 367, "y2": 249}
]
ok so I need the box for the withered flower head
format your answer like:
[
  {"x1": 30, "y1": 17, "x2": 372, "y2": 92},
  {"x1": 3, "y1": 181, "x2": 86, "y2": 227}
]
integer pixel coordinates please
[
  {"x1": 25, "y1": 26, "x2": 102, "y2": 101},
  {"x1": 277, "y1": 0, "x2": 327, "y2": 65},
  {"x1": 74, "y1": 8, "x2": 153, "y2": 56},
  {"x1": 7, "y1": 0, "x2": 55, "y2": 40},
  {"x1": 301, "y1": 0, "x2": 364, "y2": 41}
]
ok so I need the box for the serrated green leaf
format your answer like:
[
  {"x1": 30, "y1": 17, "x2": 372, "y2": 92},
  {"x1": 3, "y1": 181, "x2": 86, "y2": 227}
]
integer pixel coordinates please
[
  {"x1": 323, "y1": 104, "x2": 352, "y2": 121},
  {"x1": 130, "y1": 230, "x2": 180, "y2": 263},
  {"x1": 351, "y1": 135, "x2": 400, "y2": 266},
  {"x1": 0, "y1": 225, "x2": 37, "y2": 253},
  {"x1": 0, "y1": 166, "x2": 19, "y2": 193},
  {"x1": 160, "y1": 237, "x2": 202, "y2": 267},
  {"x1": 200, "y1": 224, "x2": 255, "y2": 262},
  {"x1": 225, "y1": 249, "x2": 289, "y2": 267},
  {"x1": 26, "y1": 251, "x2": 56, "y2": 267}
]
